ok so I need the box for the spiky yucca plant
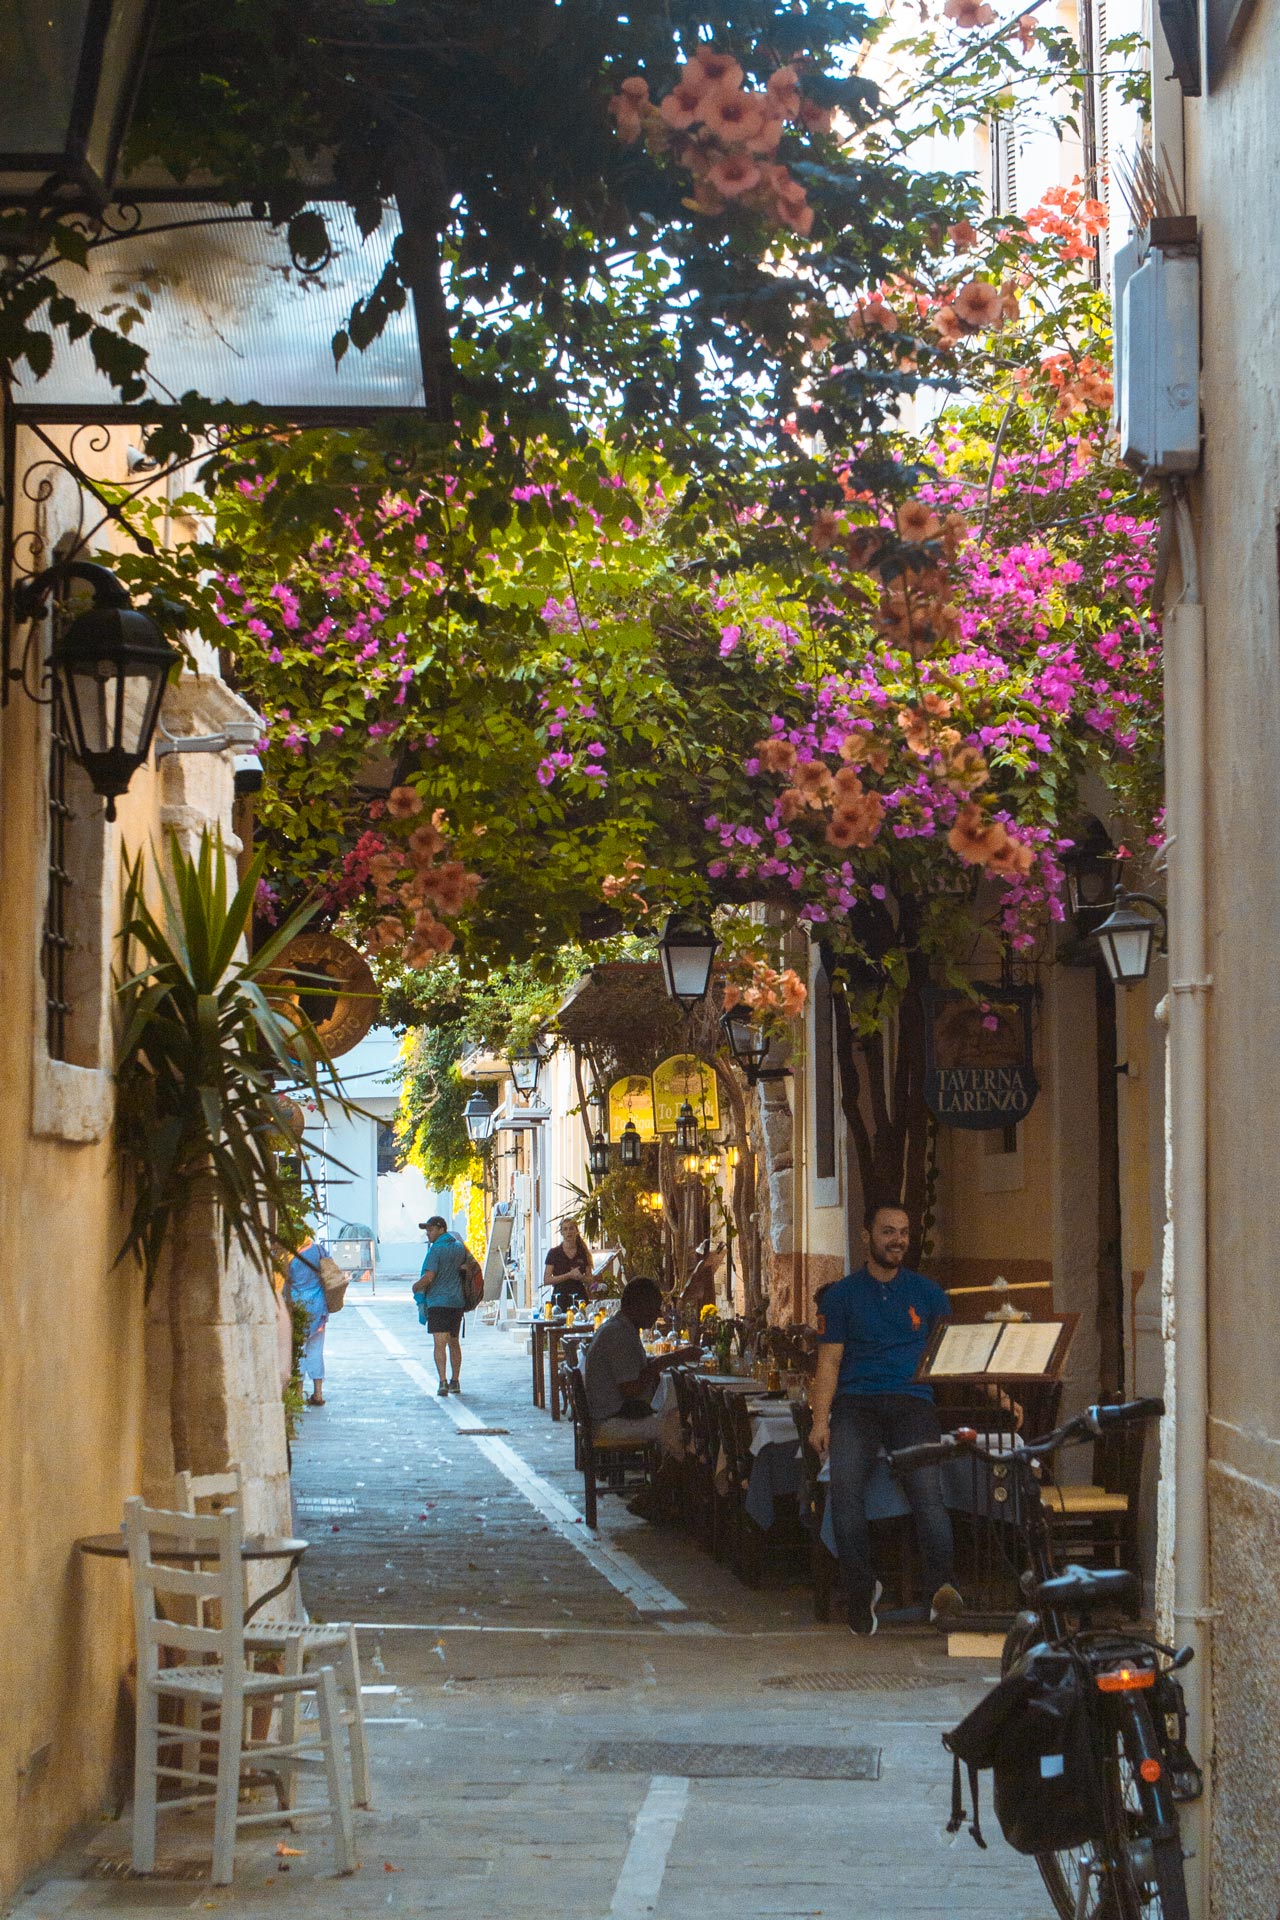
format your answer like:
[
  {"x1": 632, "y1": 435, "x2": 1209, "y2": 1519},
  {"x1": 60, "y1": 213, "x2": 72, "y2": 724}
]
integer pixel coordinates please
[{"x1": 115, "y1": 829, "x2": 353, "y2": 1289}]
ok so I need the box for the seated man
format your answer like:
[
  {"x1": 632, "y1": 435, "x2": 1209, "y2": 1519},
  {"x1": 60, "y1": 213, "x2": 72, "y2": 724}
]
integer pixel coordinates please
[
  {"x1": 583, "y1": 1276, "x2": 696, "y2": 1449},
  {"x1": 808, "y1": 1200, "x2": 965, "y2": 1636}
]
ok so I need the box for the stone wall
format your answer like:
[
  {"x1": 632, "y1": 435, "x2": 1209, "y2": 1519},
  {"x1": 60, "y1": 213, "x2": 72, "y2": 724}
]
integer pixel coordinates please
[{"x1": 1207, "y1": 1465, "x2": 1280, "y2": 1920}]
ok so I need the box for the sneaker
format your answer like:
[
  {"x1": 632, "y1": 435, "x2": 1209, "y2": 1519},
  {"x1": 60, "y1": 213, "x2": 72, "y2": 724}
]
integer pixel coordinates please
[
  {"x1": 847, "y1": 1579, "x2": 883, "y2": 1637},
  {"x1": 448, "y1": 1381, "x2": 462, "y2": 1394},
  {"x1": 436, "y1": 1382, "x2": 450, "y2": 1397},
  {"x1": 929, "y1": 1582, "x2": 966, "y2": 1624}
]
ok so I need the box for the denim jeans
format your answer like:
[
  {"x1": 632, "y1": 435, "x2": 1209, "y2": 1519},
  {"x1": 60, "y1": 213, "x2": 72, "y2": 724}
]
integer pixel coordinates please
[{"x1": 828, "y1": 1394, "x2": 954, "y2": 1605}]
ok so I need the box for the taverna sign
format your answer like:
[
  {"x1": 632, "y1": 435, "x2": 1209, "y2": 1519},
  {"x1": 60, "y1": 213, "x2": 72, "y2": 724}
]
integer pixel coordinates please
[{"x1": 923, "y1": 986, "x2": 1039, "y2": 1130}]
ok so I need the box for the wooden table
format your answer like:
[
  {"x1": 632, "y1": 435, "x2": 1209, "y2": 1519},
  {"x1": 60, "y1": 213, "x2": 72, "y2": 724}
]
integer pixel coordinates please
[
  {"x1": 78, "y1": 1531, "x2": 309, "y2": 1621},
  {"x1": 531, "y1": 1319, "x2": 593, "y2": 1420}
]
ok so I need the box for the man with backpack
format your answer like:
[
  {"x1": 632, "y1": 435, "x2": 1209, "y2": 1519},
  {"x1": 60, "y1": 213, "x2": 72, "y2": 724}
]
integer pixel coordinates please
[{"x1": 413, "y1": 1215, "x2": 482, "y2": 1395}]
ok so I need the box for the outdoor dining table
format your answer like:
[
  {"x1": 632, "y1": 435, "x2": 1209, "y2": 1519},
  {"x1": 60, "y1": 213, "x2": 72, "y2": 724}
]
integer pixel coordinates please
[
  {"x1": 742, "y1": 1426, "x2": 1016, "y2": 1547},
  {"x1": 531, "y1": 1316, "x2": 595, "y2": 1420},
  {"x1": 77, "y1": 1530, "x2": 310, "y2": 1621}
]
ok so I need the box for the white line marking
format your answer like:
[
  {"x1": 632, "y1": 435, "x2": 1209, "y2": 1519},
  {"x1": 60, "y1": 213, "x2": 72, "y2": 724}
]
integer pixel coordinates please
[
  {"x1": 608, "y1": 1775, "x2": 689, "y2": 1919},
  {"x1": 354, "y1": 1305, "x2": 691, "y2": 1619}
]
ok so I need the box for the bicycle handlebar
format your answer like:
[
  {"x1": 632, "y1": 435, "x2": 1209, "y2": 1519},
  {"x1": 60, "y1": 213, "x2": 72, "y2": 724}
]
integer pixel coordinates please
[{"x1": 887, "y1": 1396, "x2": 1165, "y2": 1478}]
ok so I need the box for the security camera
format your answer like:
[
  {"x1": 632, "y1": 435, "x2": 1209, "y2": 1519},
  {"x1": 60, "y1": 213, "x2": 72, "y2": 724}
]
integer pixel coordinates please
[{"x1": 233, "y1": 752, "x2": 264, "y2": 796}]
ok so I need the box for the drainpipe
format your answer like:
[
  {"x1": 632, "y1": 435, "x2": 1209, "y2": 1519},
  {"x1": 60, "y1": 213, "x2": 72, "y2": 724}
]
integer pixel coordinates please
[{"x1": 1164, "y1": 483, "x2": 1213, "y2": 1918}]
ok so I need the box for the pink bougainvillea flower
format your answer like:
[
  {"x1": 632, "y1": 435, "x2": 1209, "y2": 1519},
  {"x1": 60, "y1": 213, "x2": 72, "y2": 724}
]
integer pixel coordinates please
[
  {"x1": 708, "y1": 150, "x2": 763, "y2": 198},
  {"x1": 386, "y1": 785, "x2": 423, "y2": 819},
  {"x1": 953, "y1": 279, "x2": 1005, "y2": 328}
]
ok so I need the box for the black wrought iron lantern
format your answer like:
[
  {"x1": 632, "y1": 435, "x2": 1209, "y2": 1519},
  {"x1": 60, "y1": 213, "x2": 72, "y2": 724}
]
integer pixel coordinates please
[
  {"x1": 1061, "y1": 818, "x2": 1120, "y2": 935},
  {"x1": 721, "y1": 1008, "x2": 770, "y2": 1085},
  {"x1": 12, "y1": 560, "x2": 177, "y2": 819},
  {"x1": 619, "y1": 1119, "x2": 642, "y2": 1168},
  {"x1": 0, "y1": 0, "x2": 159, "y2": 216},
  {"x1": 673, "y1": 1099, "x2": 698, "y2": 1153},
  {"x1": 588, "y1": 1133, "x2": 611, "y2": 1179},
  {"x1": 463, "y1": 1091, "x2": 494, "y2": 1146},
  {"x1": 508, "y1": 1043, "x2": 541, "y2": 1095},
  {"x1": 657, "y1": 912, "x2": 718, "y2": 1011},
  {"x1": 1094, "y1": 887, "x2": 1168, "y2": 987}
]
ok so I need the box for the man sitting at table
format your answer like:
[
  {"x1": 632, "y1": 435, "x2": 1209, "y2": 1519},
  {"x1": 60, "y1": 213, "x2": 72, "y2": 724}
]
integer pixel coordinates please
[
  {"x1": 583, "y1": 1277, "x2": 695, "y2": 1451},
  {"x1": 808, "y1": 1200, "x2": 964, "y2": 1636}
]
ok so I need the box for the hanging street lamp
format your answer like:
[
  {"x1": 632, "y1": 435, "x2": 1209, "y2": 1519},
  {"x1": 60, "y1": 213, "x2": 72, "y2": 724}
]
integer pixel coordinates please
[
  {"x1": 619, "y1": 1119, "x2": 642, "y2": 1167},
  {"x1": 0, "y1": 0, "x2": 159, "y2": 225},
  {"x1": 657, "y1": 912, "x2": 718, "y2": 1011},
  {"x1": 9, "y1": 560, "x2": 178, "y2": 819},
  {"x1": 1060, "y1": 819, "x2": 1120, "y2": 935},
  {"x1": 508, "y1": 1042, "x2": 541, "y2": 1096},
  {"x1": 588, "y1": 1133, "x2": 611, "y2": 1179},
  {"x1": 1094, "y1": 887, "x2": 1169, "y2": 987},
  {"x1": 674, "y1": 1099, "x2": 698, "y2": 1153},
  {"x1": 463, "y1": 1091, "x2": 494, "y2": 1146}
]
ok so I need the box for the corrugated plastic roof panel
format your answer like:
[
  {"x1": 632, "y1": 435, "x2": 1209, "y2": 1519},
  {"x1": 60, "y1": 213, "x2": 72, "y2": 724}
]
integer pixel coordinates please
[{"x1": 14, "y1": 200, "x2": 424, "y2": 417}]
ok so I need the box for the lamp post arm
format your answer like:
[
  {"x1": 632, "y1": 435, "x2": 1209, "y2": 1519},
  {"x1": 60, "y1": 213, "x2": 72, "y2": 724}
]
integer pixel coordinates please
[{"x1": 1117, "y1": 887, "x2": 1170, "y2": 953}]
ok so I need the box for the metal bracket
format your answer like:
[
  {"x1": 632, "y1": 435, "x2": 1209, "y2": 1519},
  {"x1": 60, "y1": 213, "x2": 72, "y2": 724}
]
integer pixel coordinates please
[{"x1": 154, "y1": 717, "x2": 260, "y2": 762}]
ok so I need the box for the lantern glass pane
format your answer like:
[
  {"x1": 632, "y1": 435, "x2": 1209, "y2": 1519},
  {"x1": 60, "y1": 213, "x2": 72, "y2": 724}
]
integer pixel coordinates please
[
  {"x1": 510, "y1": 1053, "x2": 539, "y2": 1094},
  {"x1": 65, "y1": 659, "x2": 115, "y2": 756},
  {"x1": 85, "y1": 0, "x2": 153, "y2": 181},
  {"x1": 1102, "y1": 920, "x2": 1153, "y2": 984},
  {"x1": 0, "y1": 0, "x2": 91, "y2": 159}
]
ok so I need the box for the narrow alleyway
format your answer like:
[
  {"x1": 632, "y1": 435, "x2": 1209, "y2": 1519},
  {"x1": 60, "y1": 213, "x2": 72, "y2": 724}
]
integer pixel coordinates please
[{"x1": 14, "y1": 1294, "x2": 1056, "y2": 1919}]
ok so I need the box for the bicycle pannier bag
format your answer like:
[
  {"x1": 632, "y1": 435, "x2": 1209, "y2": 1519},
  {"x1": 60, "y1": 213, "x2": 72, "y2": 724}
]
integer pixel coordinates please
[{"x1": 943, "y1": 1645, "x2": 1106, "y2": 1854}]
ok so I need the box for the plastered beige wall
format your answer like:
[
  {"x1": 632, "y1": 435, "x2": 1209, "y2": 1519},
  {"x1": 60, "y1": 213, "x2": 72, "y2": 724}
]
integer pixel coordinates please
[{"x1": 0, "y1": 421, "x2": 289, "y2": 1897}]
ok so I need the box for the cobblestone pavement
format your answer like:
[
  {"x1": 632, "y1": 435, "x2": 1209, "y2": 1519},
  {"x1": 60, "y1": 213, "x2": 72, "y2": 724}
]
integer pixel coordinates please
[{"x1": 12, "y1": 1293, "x2": 1056, "y2": 1919}]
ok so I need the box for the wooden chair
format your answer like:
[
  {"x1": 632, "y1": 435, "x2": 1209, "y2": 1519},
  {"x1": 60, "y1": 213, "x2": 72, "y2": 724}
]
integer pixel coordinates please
[
  {"x1": 559, "y1": 1364, "x2": 657, "y2": 1529},
  {"x1": 174, "y1": 1468, "x2": 371, "y2": 1809},
  {"x1": 1040, "y1": 1396, "x2": 1147, "y2": 1581},
  {"x1": 670, "y1": 1367, "x2": 713, "y2": 1544},
  {"x1": 123, "y1": 1498, "x2": 354, "y2": 1886},
  {"x1": 791, "y1": 1402, "x2": 837, "y2": 1622}
]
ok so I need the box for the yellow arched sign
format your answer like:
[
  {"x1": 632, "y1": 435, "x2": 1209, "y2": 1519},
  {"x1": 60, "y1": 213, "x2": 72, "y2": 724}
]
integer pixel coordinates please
[
  {"x1": 651, "y1": 1053, "x2": 720, "y2": 1134},
  {"x1": 607, "y1": 1074, "x2": 657, "y2": 1142}
]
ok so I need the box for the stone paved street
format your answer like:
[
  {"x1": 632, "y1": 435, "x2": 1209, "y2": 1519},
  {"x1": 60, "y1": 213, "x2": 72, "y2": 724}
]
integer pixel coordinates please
[{"x1": 10, "y1": 1295, "x2": 1056, "y2": 1919}]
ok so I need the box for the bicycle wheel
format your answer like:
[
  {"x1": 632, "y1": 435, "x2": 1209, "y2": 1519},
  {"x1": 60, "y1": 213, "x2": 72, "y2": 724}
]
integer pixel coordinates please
[{"x1": 1032, "y1": 1712, "x2": 1188, "y2": 1920}]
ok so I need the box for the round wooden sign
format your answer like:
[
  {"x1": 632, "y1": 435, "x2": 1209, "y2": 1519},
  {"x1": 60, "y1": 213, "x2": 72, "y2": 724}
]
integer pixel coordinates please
[{"x1": 265, "y1": 932, "x2": 378, "y2": 1060}]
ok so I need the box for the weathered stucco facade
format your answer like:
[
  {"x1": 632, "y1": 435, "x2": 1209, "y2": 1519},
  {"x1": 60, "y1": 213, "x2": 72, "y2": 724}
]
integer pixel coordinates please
[
  {"x1": 1175, "y1": 0, "x2": 1280, "y2": 1906},
  {"x1": 0, "y1": 418, "x2": 290, "y2": 1899}
]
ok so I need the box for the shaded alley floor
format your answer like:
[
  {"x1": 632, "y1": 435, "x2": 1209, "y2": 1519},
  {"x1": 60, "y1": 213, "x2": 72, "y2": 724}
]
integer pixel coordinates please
[{"x1": 11, "y1": 1291, "x2": 1057, "y2": 1919}]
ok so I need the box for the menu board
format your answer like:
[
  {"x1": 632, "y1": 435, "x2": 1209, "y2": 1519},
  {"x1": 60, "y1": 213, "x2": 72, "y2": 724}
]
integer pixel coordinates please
[{"x1": 917, "y1": 1314, "x2": 1076, "y2": 1383}]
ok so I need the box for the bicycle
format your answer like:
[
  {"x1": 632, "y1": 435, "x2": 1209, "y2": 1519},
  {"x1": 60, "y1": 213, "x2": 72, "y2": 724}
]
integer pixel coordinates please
[{"x1": 890, "y1": 1397, "x2": 1201, "y2": 1920}]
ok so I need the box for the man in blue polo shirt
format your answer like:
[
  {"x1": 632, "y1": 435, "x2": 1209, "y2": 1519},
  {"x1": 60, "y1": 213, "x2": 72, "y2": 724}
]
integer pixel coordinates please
[{"x1": 809, "y1": 1200, "x2": 963, "y2": 1635}]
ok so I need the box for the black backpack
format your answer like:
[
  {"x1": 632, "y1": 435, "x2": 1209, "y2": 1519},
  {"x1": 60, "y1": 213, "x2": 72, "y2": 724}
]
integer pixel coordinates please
[{"x1": 942, "y1": 1643, "x2": 1107, "y2": 1855}]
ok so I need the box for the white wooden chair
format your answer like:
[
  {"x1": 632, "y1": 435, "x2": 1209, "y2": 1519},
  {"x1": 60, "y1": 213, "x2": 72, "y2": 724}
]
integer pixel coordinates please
[
  {"x1": 123, "y1": 1497, "x2": 354, "y2": 1885},
  {"x1": 174, "y1": 1467, "x2": 371, "y2": 1808}
]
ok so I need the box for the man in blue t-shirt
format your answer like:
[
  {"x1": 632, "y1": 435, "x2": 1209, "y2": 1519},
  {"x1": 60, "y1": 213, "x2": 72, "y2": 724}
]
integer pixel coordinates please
[{"x1": 809, "y1": 1201, "x2": 963, "y2": 1636}]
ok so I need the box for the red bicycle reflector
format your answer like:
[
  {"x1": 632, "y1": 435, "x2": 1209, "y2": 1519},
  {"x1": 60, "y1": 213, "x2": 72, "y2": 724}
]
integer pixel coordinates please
[
  {"x1": 1096, "y1": 1666, "x2": 1156, "y2": 1692},
  {"x1": 1139, "y1": 1759, "x2": 1163, "y2": 1783},
  {"x1": 955, "y1": 1427, "x2": 978, "y2": 1443}
]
